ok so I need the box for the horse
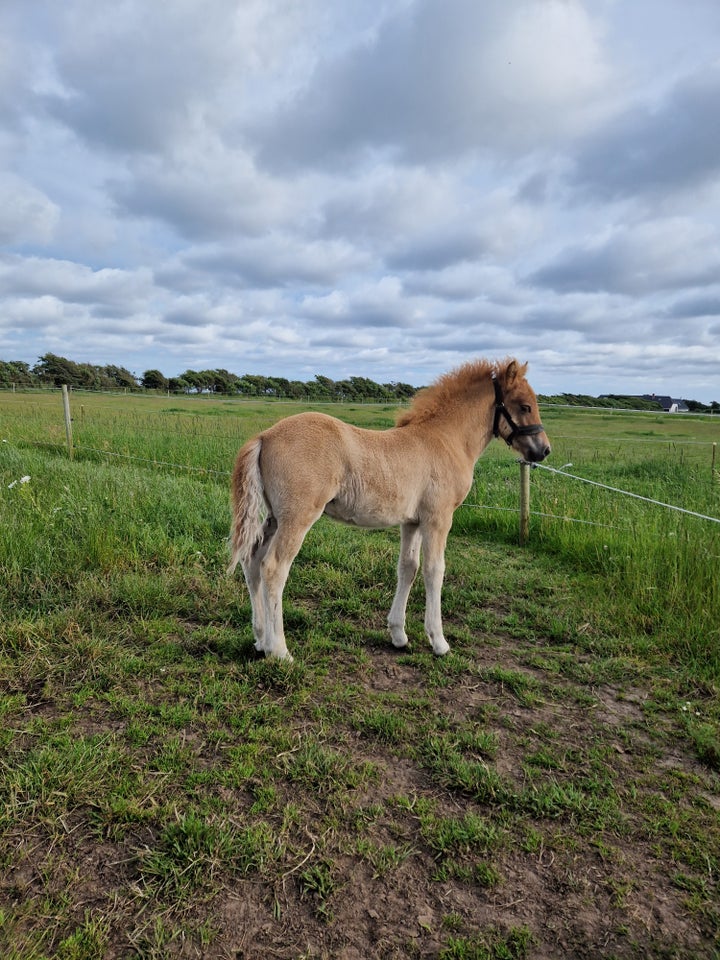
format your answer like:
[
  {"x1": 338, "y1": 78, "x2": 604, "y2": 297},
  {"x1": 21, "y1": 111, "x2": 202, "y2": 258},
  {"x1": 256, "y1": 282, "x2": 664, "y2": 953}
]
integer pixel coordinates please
[{"x1": 228, "y1": 357, "x2": 551, "y2": 661}]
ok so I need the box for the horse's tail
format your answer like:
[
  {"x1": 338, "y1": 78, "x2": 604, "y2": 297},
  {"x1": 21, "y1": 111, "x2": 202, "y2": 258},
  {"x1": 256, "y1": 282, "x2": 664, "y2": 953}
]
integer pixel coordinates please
[{"x1": 228, "y1": 436, "x2": 266, "y2": 574}]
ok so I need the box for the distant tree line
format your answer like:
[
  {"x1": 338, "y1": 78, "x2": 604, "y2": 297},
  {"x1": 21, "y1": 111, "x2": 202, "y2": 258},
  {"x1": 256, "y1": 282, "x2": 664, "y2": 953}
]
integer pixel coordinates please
[
  {"x1": 2, "y1": 354, "x2": 718, "y2": 411},
  {"x1": 542, "y1": 391, "x2": 719, "y2": 413},
  {"x1": 0, "y1": 353, "x2": 417, "y2": 402},
  {"x1": 542, "y1": 392, "x2": 661, "y2": 411}
]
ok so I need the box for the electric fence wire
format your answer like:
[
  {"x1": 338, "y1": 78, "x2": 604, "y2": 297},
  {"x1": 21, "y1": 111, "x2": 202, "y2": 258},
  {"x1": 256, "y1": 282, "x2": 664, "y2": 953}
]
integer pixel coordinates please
[
  {"x1": 13, "y1": 436, "x2": 720, "y2": 527},
  {"x1": 524, "y1": 460, "x2": 720, "y2": 525}
]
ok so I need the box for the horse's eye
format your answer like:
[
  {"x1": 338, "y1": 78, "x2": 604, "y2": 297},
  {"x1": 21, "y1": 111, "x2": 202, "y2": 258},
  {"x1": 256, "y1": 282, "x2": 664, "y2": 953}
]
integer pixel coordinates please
[{"x1": 520, "y1": 404, "x2": 531, "y2": 414}]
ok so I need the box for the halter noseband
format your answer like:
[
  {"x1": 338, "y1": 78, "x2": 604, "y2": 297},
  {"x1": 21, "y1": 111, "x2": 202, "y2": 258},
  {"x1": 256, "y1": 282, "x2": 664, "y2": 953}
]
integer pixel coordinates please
[{"x1": 491, "y1": 373, "x2": 545, "y2": 446}]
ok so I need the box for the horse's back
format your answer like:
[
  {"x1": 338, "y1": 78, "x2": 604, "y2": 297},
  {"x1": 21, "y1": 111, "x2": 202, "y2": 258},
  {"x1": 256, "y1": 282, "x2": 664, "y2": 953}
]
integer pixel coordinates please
[
  {"x1": 257, "y1": 411, "x2": 435, "y2": 528},
  {"x1": 259, "y1": 410, "x2": 412, "y2": 472},
  {"x1": 261, "y1": 411, "x2": 354, "y2": 459}
]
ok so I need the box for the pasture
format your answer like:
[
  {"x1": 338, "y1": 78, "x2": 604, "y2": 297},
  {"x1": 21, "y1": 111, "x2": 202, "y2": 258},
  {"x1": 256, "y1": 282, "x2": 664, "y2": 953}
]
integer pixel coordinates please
[{"x1": 1, "y1": 389, "x2": 719, "y2": 959}]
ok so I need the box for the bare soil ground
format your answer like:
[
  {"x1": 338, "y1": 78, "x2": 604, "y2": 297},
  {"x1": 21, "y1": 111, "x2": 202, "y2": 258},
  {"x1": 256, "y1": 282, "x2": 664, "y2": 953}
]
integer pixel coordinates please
[
  {"x1": 3, "y1": 628, "x2": 717, "y2": 960},
  {"x1": 218, "y1": 647, "x2": 717, "y2": 960}
]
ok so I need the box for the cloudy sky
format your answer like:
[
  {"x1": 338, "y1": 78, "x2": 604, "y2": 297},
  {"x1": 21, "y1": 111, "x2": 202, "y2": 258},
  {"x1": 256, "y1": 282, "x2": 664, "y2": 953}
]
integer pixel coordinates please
[{"x1": 2, "y1": 0, "x2": 720, "y2": 401}]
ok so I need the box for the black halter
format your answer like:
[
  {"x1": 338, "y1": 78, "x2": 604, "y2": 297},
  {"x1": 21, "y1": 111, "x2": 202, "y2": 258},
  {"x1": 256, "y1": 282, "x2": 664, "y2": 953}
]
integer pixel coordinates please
[{"x1": 492, "y1": 373, "x2": 545, "y2": 446}]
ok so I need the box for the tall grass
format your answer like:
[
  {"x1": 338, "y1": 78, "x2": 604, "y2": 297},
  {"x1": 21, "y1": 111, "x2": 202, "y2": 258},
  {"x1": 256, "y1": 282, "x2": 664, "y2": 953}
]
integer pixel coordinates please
[
  {"x1": 1, "y1": 390, "x2": 399, "y2": 474},
  {"x1": 458, "y1": 406, "x2": 720, "y2": 683},
  {"x1": 2, "y1": 389, "x2": 718, "y2": 684}
]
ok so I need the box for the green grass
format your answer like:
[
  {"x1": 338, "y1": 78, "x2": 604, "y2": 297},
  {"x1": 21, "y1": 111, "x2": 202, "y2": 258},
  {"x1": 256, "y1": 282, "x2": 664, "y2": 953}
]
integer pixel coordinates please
[
  {"x1": 439, "y1": 926, "x2": 535, "y2": 959},
  {"x1": 1, "y1": 390, "x2": 719, "y2": 958}
]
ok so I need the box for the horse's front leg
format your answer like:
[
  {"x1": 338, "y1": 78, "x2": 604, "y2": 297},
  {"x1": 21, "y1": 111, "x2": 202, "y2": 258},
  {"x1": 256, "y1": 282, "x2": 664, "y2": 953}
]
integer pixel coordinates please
[
  {"x1": 421, "y1": 519, "x2": 452, "y2": 656},
  {"x1": 388, "y1": 522, "x2": 421, "y2": 648}
]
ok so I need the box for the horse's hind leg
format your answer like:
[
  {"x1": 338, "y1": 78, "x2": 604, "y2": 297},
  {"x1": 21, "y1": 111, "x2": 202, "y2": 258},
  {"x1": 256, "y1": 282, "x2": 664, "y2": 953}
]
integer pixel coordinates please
[
  {"x1": 242, "y1": 516, "x2": 276, "y2": 653},
  {"x1": 258, "y1": 510, "x2": 322, "y2": 660},
  {"x1": 388, "y1": 522, "x2": 421, "y2": 649}
]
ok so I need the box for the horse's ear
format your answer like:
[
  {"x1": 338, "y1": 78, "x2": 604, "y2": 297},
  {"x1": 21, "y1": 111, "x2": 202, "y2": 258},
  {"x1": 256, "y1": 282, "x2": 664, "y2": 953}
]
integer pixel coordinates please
[{"x1": 504, "y1": 359, "x2": 528, "y2": 385}]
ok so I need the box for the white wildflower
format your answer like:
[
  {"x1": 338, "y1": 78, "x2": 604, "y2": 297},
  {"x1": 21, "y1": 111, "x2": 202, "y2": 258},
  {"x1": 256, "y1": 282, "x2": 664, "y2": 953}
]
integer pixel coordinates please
[{"x1": 8, "y1": 475, "x2": 30, "y2": 489}]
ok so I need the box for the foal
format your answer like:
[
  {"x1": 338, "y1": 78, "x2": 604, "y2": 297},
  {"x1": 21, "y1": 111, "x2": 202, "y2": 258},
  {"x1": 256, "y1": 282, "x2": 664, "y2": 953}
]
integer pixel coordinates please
[{"x1": 229, "y1": 358, "x2": 550, "y2": 660}]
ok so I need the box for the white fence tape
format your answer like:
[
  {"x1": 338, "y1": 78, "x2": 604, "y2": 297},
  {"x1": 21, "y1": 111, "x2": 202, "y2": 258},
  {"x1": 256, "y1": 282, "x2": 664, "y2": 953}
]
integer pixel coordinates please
[{"x1": 525, "y1": 460, "x2": 720, "y2": 525}]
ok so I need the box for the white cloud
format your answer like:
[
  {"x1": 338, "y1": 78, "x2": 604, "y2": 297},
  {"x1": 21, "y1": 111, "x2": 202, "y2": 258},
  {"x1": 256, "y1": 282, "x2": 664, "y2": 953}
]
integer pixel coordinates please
[
  {"x1": 253, "y1": 0, "x2": 612, "y2": 170},
  {"x1": 567, "y1": 64, "x2": 720, "y2": 202},
  {"x1": 112, "y1": 141, "x2": 313, "y2": 241},
  {"x1": 530, "y1": 218, "x2": 720, "y2": 295},
  {"x1": 0, "y1": 255, "x2": 152, "y2": 306},
  {"x1": 0, "y1": 177, "x2": 59, "y2": 245},
  {"x1": 181, "y1": 233, "x2": 371, "y2": 289}
]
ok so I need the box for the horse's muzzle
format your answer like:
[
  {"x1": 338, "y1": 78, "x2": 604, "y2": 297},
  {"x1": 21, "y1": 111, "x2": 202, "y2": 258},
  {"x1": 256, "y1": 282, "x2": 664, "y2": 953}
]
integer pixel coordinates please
[{"x1": 522, "y1": 437, "x2": 551, "y2": 462}]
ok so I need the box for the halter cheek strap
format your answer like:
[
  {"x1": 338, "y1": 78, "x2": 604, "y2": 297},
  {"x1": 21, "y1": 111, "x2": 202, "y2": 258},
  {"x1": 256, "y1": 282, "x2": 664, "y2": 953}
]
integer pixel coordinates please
[{"x1": 491, "y1": 373, "x2": 545, "y2": 446}]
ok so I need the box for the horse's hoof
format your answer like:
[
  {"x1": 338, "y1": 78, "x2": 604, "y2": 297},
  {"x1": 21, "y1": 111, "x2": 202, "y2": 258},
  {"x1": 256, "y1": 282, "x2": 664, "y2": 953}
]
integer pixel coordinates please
[{"x1": 267, "y1": 650, "x2": 294, "y2": 663}]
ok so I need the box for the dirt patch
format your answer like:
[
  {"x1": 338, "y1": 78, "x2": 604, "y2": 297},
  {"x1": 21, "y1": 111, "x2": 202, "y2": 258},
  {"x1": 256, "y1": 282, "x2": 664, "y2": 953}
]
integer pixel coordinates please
[
  {"x1": 1, "y1": 637, "x2": 718, "y2": 960},
  {"x1": 211, "y1": 646, "x2": 718, "y2": 959}
]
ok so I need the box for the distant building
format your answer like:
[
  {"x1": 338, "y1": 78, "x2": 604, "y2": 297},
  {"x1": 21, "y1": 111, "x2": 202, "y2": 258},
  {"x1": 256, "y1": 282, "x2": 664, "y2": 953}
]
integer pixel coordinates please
[{"x1": 641, "y1": 394, "x2": 689, "y2": 412}]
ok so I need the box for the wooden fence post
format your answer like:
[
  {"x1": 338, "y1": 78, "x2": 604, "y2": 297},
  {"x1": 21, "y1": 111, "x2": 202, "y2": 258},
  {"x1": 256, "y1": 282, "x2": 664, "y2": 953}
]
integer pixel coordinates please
[
  {"x1": 519, "y1": 461, "x2": 530, "y2": 545},
  {"x1": 62, "y1": 384, "x2": 74, "y2": 460},
  {"x1": 713, "y1": 442, "x2": 717, "y2": 481}
]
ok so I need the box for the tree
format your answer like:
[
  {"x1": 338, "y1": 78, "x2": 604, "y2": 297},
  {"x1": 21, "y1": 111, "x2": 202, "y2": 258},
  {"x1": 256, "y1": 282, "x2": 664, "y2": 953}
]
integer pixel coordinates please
[
  {"x1": 287, "y1": 380, "x2": 307, "y2": 399},
  {"x1": 76, "y1": 363, "x2": 101, "y2": 390},
  {"x1": 180, "y1": 369, "x2": 214, "y2": 392},
  {"x1": 268, "y1": 377, "x2": 290, "y2": 397},
  {"x1": 142, "y1": 369, "x2": 168, "y2": 391},
  {"x1": 310, "y1": 375, "x2": 335, "y2": 399},
  {"x1": 237, "y1": 375, "x2": 272, "y2": 396},
  {"x1": 198, "y1": 369, "x2": 240, "y2": 394},
  {"x1": 104, "y1": 365, "x2": 137, "y2": 390},
  {"x1": 386, "y1": 381, "x2": 416, "y2": 400},
  {"x1": 0, "y1": 361, "x2": 34, "y2": 387},
  {"x1": 33, "y1": 353, "x2": 82, "y2": 387},
  {"x1": 210, "y1": 369, "x2": 241, "y2": 394}
]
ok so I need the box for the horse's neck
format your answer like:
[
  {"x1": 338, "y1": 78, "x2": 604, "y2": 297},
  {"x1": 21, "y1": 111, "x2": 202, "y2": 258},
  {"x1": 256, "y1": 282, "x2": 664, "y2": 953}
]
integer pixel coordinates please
[
  {"x1": 458, "y1": 396, "x2": 495, "y2": 462},
  {"x1": 414, "y1": 388, "x2": 495, "y2": 466}
]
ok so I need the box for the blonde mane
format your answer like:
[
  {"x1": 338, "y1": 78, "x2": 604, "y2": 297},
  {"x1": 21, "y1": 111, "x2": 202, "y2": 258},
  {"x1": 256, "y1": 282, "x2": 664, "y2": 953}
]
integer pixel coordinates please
[{"x1": 397, "y1": 358, "x2": 526, "y2": 427}]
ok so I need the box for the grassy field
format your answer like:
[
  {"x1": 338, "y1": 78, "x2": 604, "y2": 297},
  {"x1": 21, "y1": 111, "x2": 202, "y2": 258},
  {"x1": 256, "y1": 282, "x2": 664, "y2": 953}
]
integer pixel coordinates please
[{"x1": 1, "y1": 389, "x2": 719, "y2": 959}]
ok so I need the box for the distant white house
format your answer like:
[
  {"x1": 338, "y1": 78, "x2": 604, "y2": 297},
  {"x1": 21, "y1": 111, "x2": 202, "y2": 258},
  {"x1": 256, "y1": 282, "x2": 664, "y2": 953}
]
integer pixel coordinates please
[{"x1": 642, "y1": 394, "x2": 689, "y2": 412}]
